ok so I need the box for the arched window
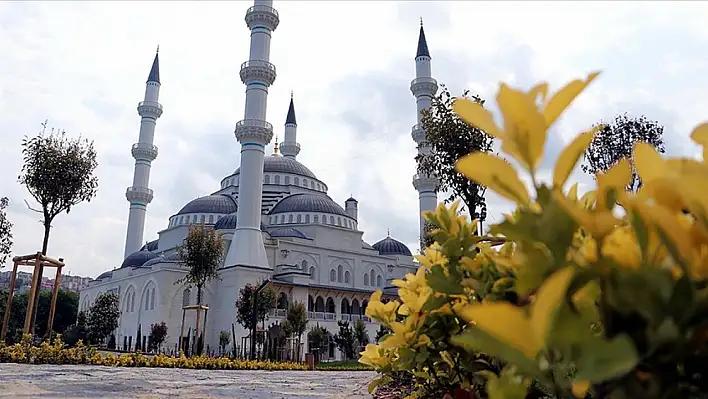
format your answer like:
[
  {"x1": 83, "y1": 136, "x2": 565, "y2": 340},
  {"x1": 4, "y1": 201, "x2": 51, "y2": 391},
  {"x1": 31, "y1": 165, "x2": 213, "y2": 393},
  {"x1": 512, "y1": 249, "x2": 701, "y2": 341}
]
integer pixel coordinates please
[
  {"x1": 341, "y1": 298, "x2": 351, "y2": 315},
  {"x1": 294, "y1": 177, "x2": 299, "y2": 186},
  {"x1": 314, "y1": 215, "x2": 319, "y2": 223},
  {"x1": 144, "y1": 290, "x2": 149, "y2": 311},
  {"x1": 377, "y1": 275, "x2": 382, "y2": 287},
  {"x1": 297, "y1": 214, "x2": 302, "y2": 223},
  {"x1": 302, "y1": 259, "x2": 308, "y2": 269},
  {"x1": 326, "y1": 297, "x2": 335, "y2": 313},
  {"x1": 182, "y1": 288, "x2": 191, "y2": 307},
  {"x1": 337, "y1": 265, "x2": 343, "y2": 282},
  {"x1": 351, "y1": 299, "x2": 361, "y2": 315},
  {"x1": 315, "y1": 296, "x2": 325, "y2": 312},
  {"x1": 305, "y1": 214, "x2": 310, "y2": 223},
  {"x1": 264, "y1": 175, "x2": 270, "y2": 184},
  {"x1": 330, "y1": 269, "x2": 336, "y2": 282},
  {"x1": 275, "y1": 175, "x2": 280, "y2": 184},
  {"x1": 308, "y1": 295, "x2": 314, "y2": 312},
  {"x1": 310, "y1": 181, "x2": 315, "y2": 189},
  {"x1": 329, "y1": 216, "x2": 334, "y2": 224},
  {"x1": 289, "y1": 214, "x2": 294, "y2": 223},
  {"x1": 370, "y1": 270, "x2": 376, "y2": 286},
  {"x1": 200, "y1": 215, "x2": 206, "y2": 223},
  {"x1": 303, "y1": 179, "x2": 308, "y2": 187},
  {"x1": 280, "y1": 215, "x2": 285, "y2": 224},
  {"x1": 309, "y1": 266, "x2": 316, "y2": 279},
  {"x1": 150, "y1": 288, "x2": 156, "y2": 309},
  {"x1": 337, "y1": 217, "x2": 341, "y2": 226},
  {"x1": 208, "y1": 215, "x2": 214, "y2": 224},
  {"x1": 277, "y1": 292, "x2": 289, "y2": 310},
  {"x1": 130, "y1": 292, "x2": 135, "y2": 312},
  {"x1": 344, "y1": 270, "x2": 351, "y2": 284},
  {"x1": 285, "y1": 176, "x2": 290, "y2": 185},
  {"x1": 364, "y1": 273, "x2": 369, "y2": 286}
]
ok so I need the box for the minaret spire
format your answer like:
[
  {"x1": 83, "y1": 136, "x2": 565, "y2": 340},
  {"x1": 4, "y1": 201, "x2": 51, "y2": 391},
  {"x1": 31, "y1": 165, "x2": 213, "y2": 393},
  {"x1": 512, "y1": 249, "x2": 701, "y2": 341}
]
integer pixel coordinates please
[
  {"x1": 124, "y1": 49, "x2": 163, "y2": 259},
  {"x1": 280, "y1": 90, "x2": 301, "y2": 159},
  {"x1": 410, "y1": 20, "x2": 439, "y2": 250},
  {"x1": 223, "y1": 0, "x2": 280, "y2": 268}
]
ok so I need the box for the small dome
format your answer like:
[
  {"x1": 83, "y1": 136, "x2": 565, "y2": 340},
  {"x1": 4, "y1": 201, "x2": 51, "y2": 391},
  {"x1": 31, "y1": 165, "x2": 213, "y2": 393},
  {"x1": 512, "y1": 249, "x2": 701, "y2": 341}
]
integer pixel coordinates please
[
  {"x1": 177, "y1": 194, "x2": 237, "y2": 215},
  {"x1": 214, "y1": 213, "x2": 238, "y2": 230},
  {"x1": 140, "y1": 239, "x2": 159, "y2": 251},
  {"x1": 372, "y1": 236, "x2": 413, "y2": 257},
  {"x1": 163, "y1": 252, "x2": 184, "y2": 264},
  {"x1": 269, "y1": 193, "x2": 349, "y2": 217},
  {"x1": 346, "y1": 197, "x2": 358, "y2": 203},
  {"x1": 121, "y1": 249, "x2": 159, "y2": 268},
  {"x1": 235, "y1": 155, "x2": 317, "y2": 179},
  {"x1": 96, "y1": 270, "x2": 113, "y2": 280},
  {"x1": 268, "y1": 227, "x2": 308, "y2": 239}
]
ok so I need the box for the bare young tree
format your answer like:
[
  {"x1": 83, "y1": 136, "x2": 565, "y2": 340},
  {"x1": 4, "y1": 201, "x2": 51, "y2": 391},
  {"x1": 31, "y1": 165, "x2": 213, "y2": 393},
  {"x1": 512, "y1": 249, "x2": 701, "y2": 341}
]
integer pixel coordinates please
[
  {"x1": 19, "y1": 120, "x2": 99, "y2": 332},
  {"x1": 0, "y1": 197, "x2": 13, "y2": 267},
  {"x1": 582, "y1": 113, "x2": 665, "y2": 192}
]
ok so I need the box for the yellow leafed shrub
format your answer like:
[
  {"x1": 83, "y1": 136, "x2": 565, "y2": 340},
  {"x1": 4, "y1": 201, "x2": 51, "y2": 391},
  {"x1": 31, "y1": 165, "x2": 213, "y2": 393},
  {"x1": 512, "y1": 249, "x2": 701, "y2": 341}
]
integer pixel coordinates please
[{"x1": 362, "y1": 73, "x2": 708, "y2": 398}]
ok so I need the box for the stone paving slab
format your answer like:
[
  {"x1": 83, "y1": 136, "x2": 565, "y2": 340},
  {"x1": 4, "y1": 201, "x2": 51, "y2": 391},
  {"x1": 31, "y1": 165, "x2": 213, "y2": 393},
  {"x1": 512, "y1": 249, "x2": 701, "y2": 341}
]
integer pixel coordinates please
[{"x1": 0, "y1": 364, "x2": 376, "y2": 398}]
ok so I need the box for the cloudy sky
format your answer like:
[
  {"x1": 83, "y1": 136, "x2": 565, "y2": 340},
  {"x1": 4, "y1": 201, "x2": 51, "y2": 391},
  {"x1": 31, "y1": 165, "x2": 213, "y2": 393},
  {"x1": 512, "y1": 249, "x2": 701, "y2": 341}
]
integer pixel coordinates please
[{"x1": 1, "y1": 1, "x2": 707, "y2": 278}]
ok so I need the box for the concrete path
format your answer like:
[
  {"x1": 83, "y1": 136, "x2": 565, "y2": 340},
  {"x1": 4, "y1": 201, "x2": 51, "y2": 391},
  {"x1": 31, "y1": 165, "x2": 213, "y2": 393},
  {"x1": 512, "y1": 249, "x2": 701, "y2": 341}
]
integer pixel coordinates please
[{"x1": 0, "y1": 364, "x2": 376, "y2": 398}]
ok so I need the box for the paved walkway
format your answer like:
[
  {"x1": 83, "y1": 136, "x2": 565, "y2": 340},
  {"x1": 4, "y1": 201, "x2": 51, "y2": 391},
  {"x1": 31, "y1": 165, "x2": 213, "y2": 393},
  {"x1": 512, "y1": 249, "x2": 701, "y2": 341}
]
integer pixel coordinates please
[{"x1": 0, "y1": 364, "x2": 376, "y2": 398}]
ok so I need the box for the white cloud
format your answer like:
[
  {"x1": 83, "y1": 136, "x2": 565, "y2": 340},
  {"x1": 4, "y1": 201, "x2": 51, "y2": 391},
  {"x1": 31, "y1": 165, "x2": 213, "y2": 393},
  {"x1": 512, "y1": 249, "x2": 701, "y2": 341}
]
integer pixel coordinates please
[{"x1": 1, "y1": 1, "x2": 708, "y2": 277}]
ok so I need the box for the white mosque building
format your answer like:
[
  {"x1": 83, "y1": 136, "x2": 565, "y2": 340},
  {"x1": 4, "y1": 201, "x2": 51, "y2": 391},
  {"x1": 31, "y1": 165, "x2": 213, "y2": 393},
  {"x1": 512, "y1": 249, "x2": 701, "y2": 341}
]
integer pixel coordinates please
[{"x1": 78, "y1": 0, "x2": 439, "y2": 359}]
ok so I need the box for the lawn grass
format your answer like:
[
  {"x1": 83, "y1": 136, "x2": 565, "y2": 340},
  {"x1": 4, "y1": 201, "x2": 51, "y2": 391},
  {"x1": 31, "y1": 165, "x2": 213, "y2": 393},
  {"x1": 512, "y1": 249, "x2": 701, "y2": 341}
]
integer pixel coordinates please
[{"x1": 315, "y1": 359, "x2": 372, "y2": 371}]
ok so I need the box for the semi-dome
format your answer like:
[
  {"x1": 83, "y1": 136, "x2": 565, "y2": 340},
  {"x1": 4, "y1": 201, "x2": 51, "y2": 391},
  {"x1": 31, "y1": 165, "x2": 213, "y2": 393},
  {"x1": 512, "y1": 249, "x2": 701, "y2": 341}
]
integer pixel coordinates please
[
  {"x1": 121, "y1": 249, "x2": 159, "y2": 268},
  {"x1": 268, "y1": 227, "x2": 309, "y2": 239},
  {"x1": 269, "y1": 193, "x2": 349, "y2": 217},
  {"x1": 142, "y1": 255, "x2": 166, "y2": 267},
  {"x1": 214, "y1": 213, "x2": 267, "y2": 231},
  {"x1": 372, "y1": 236, "x2": 413, "y2": 257},
  {"x1": 177, "y1": 194, "x2": 237, "y2": 215},
  {"x1": 140, "y1": 239, "x2": 158, "y2": 252},
  {"x1": 235, "y1": 155, "x2": 317, "y2": 179},
  {"x1": 214, "y1": 213, "x2": 238, "y2": 230},
  {"x1": 96, "y1": 270, "x2": 113, "y2": 280}
]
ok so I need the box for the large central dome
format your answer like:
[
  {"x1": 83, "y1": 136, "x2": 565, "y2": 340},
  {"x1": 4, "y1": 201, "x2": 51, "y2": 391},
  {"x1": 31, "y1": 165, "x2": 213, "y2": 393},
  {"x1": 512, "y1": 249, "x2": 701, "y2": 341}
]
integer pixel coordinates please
[{"x1": 234, "y1": 155, "x2": 317, "y2": 179}]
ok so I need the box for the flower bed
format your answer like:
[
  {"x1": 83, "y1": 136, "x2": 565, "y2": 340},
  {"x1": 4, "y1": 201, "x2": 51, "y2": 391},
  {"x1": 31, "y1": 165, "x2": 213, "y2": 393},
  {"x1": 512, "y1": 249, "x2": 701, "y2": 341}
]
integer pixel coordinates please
[{"x1": 0, "y1": 335, "x2": 308, "y2": 371}]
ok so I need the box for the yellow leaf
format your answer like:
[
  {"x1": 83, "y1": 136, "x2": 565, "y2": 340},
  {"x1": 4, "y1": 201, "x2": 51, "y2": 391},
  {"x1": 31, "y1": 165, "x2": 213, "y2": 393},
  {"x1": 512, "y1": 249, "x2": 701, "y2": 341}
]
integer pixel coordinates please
[
  {"x1": 527, "y1": 82, "x2": 549, "y2": 105},
  {"x1": 690, "y1": 122, "x2": 708, "y2": 146},
  {"x1": 571, "y1": 380, "x2": 591, "y2": 398},
  {"x1": 543, "y1": 71, "x2": 600, "y2": 128},
  {"x1": 456, "y1": 152, "x2": 530, "y2": 205},
  {"x1": 553, "y1": 129, "x2": 597, "y2": 188},
  {"x1": 596, "y1": 158, "x2": 632, "y2": 209},
  {"x1": 453, "y1": 98, "x2": 503, "y2": 138},
  {"x1": 568, "y1": 183, "x2": 579, "y2": 201},
  {"x1": 497, "y1": 84, "x2": 549, "y2": 169},
  {"x1": 530, "y1": 267, "x2": 575, "y2": 346},
  {"x1": 633, "y1": 142, "x2": 666, "y2": 183},
  {"x1": 457, "y1": 303, "x2": 538, "y2": 358}
]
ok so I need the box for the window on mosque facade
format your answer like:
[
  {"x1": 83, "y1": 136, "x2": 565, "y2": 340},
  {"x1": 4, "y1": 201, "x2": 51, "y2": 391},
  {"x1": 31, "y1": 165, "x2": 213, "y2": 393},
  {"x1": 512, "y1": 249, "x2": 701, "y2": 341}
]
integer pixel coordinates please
[
  {"x1": 265, "y1": 175, "x2": 270, "y2": 184},
  {"x1": 297, "y1": 214, "x2": 302, "y2": 223},
  {"x1": 344, "y1": 271, "x2": 351, "y2": 283},
  {"x1": 200, "y1": 215, "x2": 205, "y2": 223},
  {"x1": 294, "y1": 177, "x2": 299, "y2": 185},
  {"x1": 377, "y1": 275, "x2": 382, "y2": 287},
  {"x1": 305, "y1": 214, "x2": 310, "y2": 223},
  {"x1": 303, "y1": 179, "x2": 308, "y2": 187},
  {"x1": 289, "y1": 214, "x2": 294, "y2": 223},
  {"x1": 150, "y1": 288, "x2": 156, "y2": 310},
  {"x1": 302, "y1": 260, "x2": 308, "y2": 269},
  {"x1": 364, "y1": 274, "x2": 369, "y2": 286},
  {"x1": 329, "y1": 216, "x2": 334, "y2": 224},
  {"x1": 285, "y1": 176, "x2": 290, "y2": 185},
  {"x1": 314, "y1": 215, "x2": 319, "y2": 223},
  {"x1": 275, "y1": 175, "x2": 280, "y2": 184},
  {"x1": 329, "y1": 269, "x2": 336, "y2": 282},
  {"x1": 208, "y1": 215, "x2": 214, "y2": 224},
  {"x1": 310, "y1": 181, "x2": 314, "y2": 189},
  {"x1": 310, "y1": 267, "x2": 316, "y2": 279},
  {"x1": 337, "y1": 265, "x2": 343, "y2": 282}
]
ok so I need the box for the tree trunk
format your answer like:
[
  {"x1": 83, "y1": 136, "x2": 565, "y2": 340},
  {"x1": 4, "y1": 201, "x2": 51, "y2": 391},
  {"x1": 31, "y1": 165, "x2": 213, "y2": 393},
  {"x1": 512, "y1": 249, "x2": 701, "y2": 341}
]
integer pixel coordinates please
[
  {"x1": 29, "y1": 221, "x2": 52, "y2": 336},
  {"x1": 196, "y1": 285, "x2": 203, "y2": 305}
]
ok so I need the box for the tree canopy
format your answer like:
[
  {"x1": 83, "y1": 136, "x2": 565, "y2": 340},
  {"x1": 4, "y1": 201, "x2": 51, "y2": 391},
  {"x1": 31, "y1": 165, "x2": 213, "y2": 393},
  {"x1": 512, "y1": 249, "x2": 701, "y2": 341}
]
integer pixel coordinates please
[
  {"x1": 87, "y1": 291, "x2": 119, "y2": 344},
  {"x1": 176, "y1": 224, "x2": 225, "y2": 305},
  {"x1": 0, "y1": 288, "x2": 78, "y2": 343},
  {"x1": 235, "y1": 281, "x2": 276, "y2": 330},
  {"x1": 582, "y1": 113, "x2": 665, "y2": 191},
  {"x1": 0, "y1": 197, "x2": 13, "y2": 266},
  {"x1": 417, "y1": 85, "x2": 493, "y2": 236},
  {"x1": 283, "y1": 300, "x2": 308, "y2": 346},
  {"x1": 149, "y1": 322, "x2": 168, "y2": 351}
]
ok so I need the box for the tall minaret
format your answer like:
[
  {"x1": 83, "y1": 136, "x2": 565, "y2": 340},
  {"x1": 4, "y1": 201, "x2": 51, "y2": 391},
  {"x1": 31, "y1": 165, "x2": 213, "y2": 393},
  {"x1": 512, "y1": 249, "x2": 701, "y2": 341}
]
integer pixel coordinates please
[
  {"x1": 124, "y1": 49, "x2": 162, "y2": 259},
  {"x1": 224, "y1": 0, "x2": 279, "y2": 268},
  {"x1": 279, "y1": 92, "x2": 300, "y2": 159},
  {"x1": 410, "y1": 20, "x2": 439, "y2": 248}
]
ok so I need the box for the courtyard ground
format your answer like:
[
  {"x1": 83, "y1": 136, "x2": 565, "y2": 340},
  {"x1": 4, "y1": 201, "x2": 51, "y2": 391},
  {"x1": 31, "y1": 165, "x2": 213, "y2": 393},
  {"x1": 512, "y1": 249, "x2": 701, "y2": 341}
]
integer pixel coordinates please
[{"x1": 0, "y1": 363, "x2": 375, "y2": 398}]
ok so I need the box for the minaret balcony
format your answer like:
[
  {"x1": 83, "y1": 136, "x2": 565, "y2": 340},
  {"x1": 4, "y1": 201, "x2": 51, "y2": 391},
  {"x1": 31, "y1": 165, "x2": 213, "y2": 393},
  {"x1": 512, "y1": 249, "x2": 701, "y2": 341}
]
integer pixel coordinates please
[
  {"x1": 410, "y1": 77, "x2": 438, "y2": 98},
  {"x1": 234, "y1": 119, "x2": 274, "y2": 145},
  {"x1": 245, "y1": 4, "x2": 280, "y2": 32},
  {"x1": 279, "y1": 142, "x2": 301, "y2": 157},
  {"x1": 240, "y1": 60, "x2": 277, "y2": 86},
  {"x1": 412, "y1": 173, "x2": 439, "y2": 192},
  {"x1": 411, "y1": 123, "x2": 426, "y2": 143},
  {"x1": 137, "y1": 101, "x2": 163, "y2": 119},
  {"x1": 131, "y1": 143, "x2": 158, "y2": 162},
  {"x1": 126, "y1": 186, "x2": 154, "y2": 205}
]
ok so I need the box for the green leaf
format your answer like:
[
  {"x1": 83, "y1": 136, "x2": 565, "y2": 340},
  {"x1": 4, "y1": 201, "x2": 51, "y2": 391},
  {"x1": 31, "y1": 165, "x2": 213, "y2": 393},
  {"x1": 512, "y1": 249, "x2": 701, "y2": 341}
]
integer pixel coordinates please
[
  {"x1": 487, "y1": 367, "x2": 529, "y2": 399},
  {"x1": 367, "y1": 376, "x2": 391, "y2": 394},
  {"x1": 668, "y1": 273, "x2": 695, "y2": 325},
  {"x1": 427, "y1": 265, "x2": 463, "y2": 295},
  {"x1": 575, "y1": 334, "x2": 639, "y2": 383},
  {"x1": 422, "y1": 294, "x2": 449, "y2": 312}
]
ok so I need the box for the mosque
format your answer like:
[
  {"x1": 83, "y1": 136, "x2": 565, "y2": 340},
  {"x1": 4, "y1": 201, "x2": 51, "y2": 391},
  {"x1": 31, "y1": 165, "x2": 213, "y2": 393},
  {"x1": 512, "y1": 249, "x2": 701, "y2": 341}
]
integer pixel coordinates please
[{"x1": 78, "y1": 0, "x2": 440, "y2": 359}]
